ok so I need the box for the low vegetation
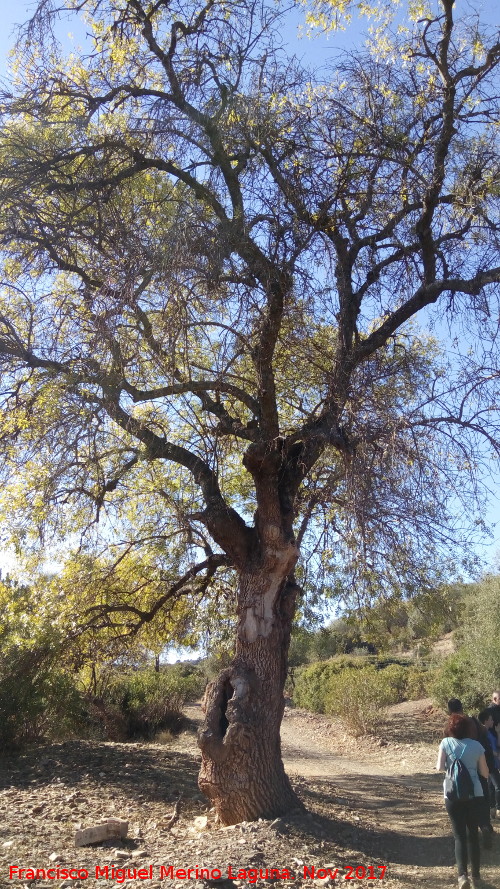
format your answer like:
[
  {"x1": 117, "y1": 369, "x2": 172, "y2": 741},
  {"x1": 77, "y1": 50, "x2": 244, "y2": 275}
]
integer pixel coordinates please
[
  {"x1": 2, "y1": 572, "x2": 499, "y2": 749},
  {"x1": 293, "y1": 657, "x2": 429, "y2": 735},
  {"x1": 290, "y1": 574, "x2": 500, "y2": 734}
]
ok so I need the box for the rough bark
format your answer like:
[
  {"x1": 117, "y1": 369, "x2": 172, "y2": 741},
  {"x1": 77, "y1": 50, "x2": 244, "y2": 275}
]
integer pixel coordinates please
[{"x1": 198, "y1": 544, "x2": 303, "y2": 824}]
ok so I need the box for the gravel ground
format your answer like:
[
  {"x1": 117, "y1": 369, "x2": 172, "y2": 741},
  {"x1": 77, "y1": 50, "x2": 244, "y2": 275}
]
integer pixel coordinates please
[{"x1": 0, "y1": 701, "x2": 498, "y2": 889}]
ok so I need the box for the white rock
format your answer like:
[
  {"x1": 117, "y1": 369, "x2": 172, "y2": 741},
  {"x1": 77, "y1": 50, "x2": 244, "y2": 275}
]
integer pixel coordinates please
[{"x1": 75, "y1": 818, "x2": 128, "y2": 847}]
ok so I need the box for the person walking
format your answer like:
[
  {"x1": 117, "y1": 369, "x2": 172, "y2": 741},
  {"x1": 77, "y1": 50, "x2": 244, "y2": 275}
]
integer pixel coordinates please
[
  {"x1": 478, "y1": 708, "x2": 500, "y2": 819},
  {"x1": 447, "y1": 698, "x2": 494, "y2": 847},
  {"x1": 437, "y1": 713, "x2": 489, "y2": 889},
  {"x1": 490, "y1": 691, "x2": 500, "y2": 729}
]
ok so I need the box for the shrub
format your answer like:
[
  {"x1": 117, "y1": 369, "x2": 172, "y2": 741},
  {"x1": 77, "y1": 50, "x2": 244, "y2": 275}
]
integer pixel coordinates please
[
  {"x1": 90, "y1": 664, "x2": 205, "y2": 740},
  {"x1": 324, "y1": 666, "x2": 394, "y2": 736},
  {"x1": 0, "y1": 578, "x2": 89, "y2": 751},
  {"x1": 293, "y1": 654, "x2": 425, "y2": 714},
  {"x1": 375, "y1": 664, "x2": 408, "y2": 704},
  {"x1": 405, "y1": 666, "x2": 430, "y2": 700},
  {"x1": 430, "y1": 649, "x2": 485, "y2": 712},
  {"x1": 0, "y1": 646, "x2": 86, "y2": 750},
  {"x1": 293, "y1": 657, "x2": 368, "y2": 713}
]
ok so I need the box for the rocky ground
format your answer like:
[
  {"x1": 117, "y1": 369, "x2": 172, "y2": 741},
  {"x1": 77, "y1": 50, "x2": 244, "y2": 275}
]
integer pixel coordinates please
[{"x1": 0, "y1": 700, "x2": 498, "y2": 889}]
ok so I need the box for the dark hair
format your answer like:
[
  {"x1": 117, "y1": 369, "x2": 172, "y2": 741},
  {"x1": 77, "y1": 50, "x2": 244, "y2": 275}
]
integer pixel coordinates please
[
  {"x1": 447, "y1": 713, "x2": 470, "y2": 739},
  {"x1": 478, "y1": 708, "x2": 493, "y2": 725},
  {"x1": 447, "y1": 698, "x2": 464, "y2": 714}
]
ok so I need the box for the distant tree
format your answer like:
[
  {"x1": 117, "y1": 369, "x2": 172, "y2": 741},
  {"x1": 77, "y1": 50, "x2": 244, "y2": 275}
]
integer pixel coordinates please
[{"x1": 0, "y1": 0, "x2": 499, "y2": 821}]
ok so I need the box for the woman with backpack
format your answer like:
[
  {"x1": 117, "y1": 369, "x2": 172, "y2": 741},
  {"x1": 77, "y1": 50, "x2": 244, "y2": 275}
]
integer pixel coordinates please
[{"x1": 436, "y1": 713, "x2": 489, "y2": 889}]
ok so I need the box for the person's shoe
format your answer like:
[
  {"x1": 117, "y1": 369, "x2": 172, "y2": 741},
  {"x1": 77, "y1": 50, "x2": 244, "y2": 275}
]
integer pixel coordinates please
[
  {"x1": 481, "y1": 826, "x2": 492, "y2": 849},
  {"x1": 458, "y1": 875, "x2": 470, "y2": 889},
  {"x1": 471, "y1": 876, "x2": 487, "y2": 889}
]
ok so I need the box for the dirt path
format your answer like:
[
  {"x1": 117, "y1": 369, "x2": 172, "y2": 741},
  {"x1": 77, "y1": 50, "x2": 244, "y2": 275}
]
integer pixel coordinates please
[
  {"x1": 279, "y1": 703, "x2": 499, "y2": 887},
  {"x1": 0, "y1": 701, "x2": 498, "y2": 889},
  {"x1": 184, "y1": 701, "x2": 499, "y2": 887}
]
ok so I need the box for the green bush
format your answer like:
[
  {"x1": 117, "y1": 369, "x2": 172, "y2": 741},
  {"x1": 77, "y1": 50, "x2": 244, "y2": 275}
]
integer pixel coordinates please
[
  {"x1": 293, "y1": 654, "x2": 426, "y2": 714},
  {"x1": 406, "y1": 666, "x2": 430, "y2": 700},
  {"x1": 293, "y1": 656, "x2": 369, "y2": 713},
  {"x1": 375, "y1": 664, "x2": 408, "y2": 704},
  {"x1": 430, "y1": 649, "x2": 485, "y2": 712},
  {"x1": 91, "y1": 664, "x2": 205, "y2": 740},
  {"x1": 324, "y1": 666, "x2": 394, "y2": 736},
  {"x1": 0, "y1": 647, "x2": 86, "y2": 750}
]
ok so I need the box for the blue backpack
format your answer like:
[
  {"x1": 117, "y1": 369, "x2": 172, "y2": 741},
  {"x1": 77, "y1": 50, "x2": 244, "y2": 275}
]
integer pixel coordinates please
[{"x1": 444, "y1": 740, "x2": 475, "y2": 801}]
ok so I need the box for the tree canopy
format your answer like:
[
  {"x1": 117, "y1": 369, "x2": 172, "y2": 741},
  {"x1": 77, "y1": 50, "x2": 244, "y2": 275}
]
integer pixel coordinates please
[{"x1": 0, "y1": 0, "x2": 499, "y2": 821}]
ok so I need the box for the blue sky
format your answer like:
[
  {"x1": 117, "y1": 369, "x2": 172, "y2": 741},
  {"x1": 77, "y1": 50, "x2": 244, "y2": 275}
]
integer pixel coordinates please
[{"x1": 0, "y1": 0, "x2": 499, "y2": 574}]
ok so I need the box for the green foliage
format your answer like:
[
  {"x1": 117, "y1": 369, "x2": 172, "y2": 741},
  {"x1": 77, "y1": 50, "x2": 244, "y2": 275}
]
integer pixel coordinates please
[
  {"x1": 290, "y1": 584, "x2": 464, "y2": 675},
  {"x1": 374, "y1": 664, "x2": 409, "y2": 704},
  {"x1": 0, "y1": 577, "x2": 85, "y2": 750},
  {"x1": 89, "y1": 664, "x2": 205, "y2": 741},
  {"x1": 430, "y1": 575, "x2": 500, "y2": 711},
  {"x1": 429, "y1": 649, "x2": 482, "y2": 711},
  {"x1": 288, "y1": 623, "x2": 356, "y2": 667},
  {"x1": 458, "y1": 575, "x2": 500, "y2": 696},
  {"x1": 356, "y1": 584, "x2": 465, "y2": 653},
  {"x1": 324, "y1": 666, "x2": 394, "y2": 737},
  {"x1": 405, "y1": 666, "x2": 430, "y2": 700},
  {"x1": 293, "y1": 656, "x2": 371, "y2": 713},
  {"x1": 0, "y1": 645, "x2": 86, "y2": 750},
  {"x1": 0, "y1": 575, "x2": 204, "y2": 749},
  {"x1": 294, "y1": 654, "x2": 433, "y2": 727}
]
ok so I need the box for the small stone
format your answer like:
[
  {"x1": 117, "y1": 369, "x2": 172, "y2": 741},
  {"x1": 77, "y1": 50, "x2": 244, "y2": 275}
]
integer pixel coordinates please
[
  {"x1": 31, "y1": 804, "x2": 46, "y2": 815},
  {"x1": 131, "y1": 851, "x2": 148, "y2": 859},
  {"x1": 49, "y1": 853, "x2": 63, "y2": 863}
]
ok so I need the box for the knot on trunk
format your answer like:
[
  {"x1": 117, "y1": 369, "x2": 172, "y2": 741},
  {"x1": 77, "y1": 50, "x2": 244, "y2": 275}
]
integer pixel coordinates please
[{"x1": 198, "y1": 666, "x2": 258, "y2": 762}]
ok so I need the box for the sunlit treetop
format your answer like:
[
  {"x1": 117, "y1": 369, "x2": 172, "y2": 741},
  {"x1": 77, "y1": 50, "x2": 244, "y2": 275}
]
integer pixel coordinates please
[{"x1": 0, "y1": 0, "x2": 498, "y2": 629}]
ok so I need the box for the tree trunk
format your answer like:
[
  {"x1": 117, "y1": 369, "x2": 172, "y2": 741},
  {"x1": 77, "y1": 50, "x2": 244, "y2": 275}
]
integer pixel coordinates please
[{"x1": 198, "y1": 546, "x2": 303, "y2": 824}]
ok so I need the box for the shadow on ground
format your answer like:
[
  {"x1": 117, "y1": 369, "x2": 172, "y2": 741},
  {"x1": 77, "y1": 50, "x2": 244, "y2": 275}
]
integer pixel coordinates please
[
  {"x1": 0, "y1": 740, "x2": 200, "y2": 805},
  {"x1": 292, "y1": 771, "x2": 500, "y2": 872}
]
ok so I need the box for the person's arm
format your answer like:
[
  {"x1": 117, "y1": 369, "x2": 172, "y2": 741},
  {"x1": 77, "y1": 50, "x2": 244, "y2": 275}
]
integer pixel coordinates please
[
  {"x1": 478, "y1": 752, "x2": 489, "y2": 780},
  {"x1": 436, "y1": 743, "x2": 446, "y2": 771}
]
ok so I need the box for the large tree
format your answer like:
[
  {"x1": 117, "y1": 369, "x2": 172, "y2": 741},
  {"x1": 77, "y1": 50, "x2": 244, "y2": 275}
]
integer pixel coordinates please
[{"x1": 0, "y1": 0, "x2": 499, "y2": 822}]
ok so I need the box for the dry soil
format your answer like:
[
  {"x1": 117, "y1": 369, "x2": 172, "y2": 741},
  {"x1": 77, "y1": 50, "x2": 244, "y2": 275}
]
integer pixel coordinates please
[{"x1": 0, "y1": 699, "x2": 498, "y2": 889}]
